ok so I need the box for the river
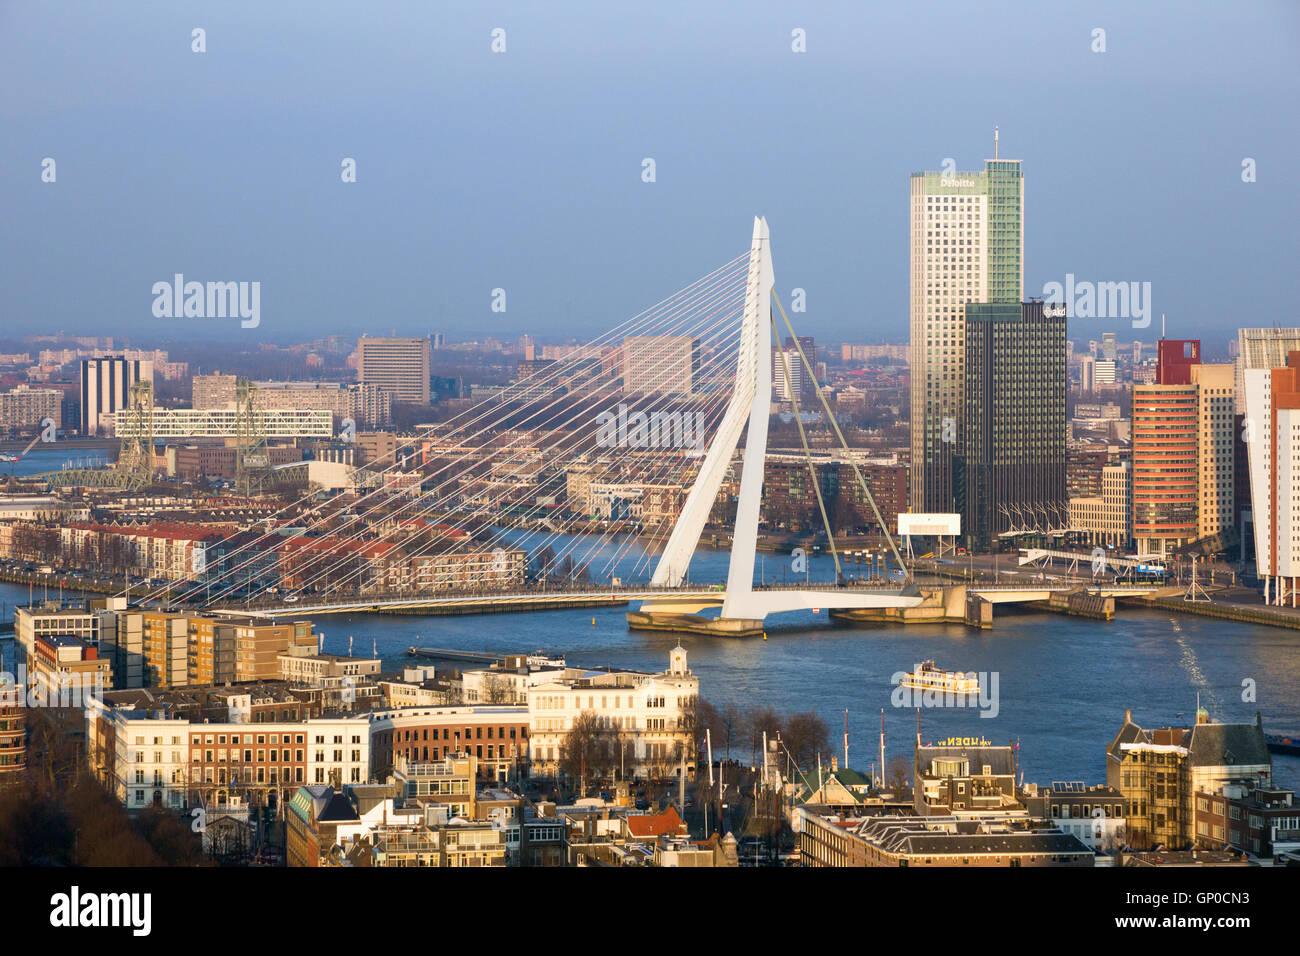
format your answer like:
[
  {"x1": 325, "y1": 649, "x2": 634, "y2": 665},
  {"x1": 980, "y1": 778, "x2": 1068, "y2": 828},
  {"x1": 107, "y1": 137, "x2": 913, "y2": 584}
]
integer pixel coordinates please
[{"x1": 3, "y1": 529, "x2": 1296, "y2": 790}]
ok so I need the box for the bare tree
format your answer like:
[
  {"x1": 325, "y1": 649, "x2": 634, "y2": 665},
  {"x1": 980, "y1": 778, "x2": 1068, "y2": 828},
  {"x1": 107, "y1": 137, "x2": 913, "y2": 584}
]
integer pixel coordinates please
[
  {"x1": 559, "y1": 711, "x2": 602, "y2": 795},
  {"x1": 482, "y1": 674, "x2": 513, "y2": 704},
  {"x1": 783, "y1": 711, "x2": 831, "y2": 771}
]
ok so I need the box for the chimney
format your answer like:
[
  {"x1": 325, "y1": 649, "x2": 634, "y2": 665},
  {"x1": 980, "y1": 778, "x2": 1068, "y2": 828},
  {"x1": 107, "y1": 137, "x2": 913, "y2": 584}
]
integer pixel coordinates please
[
  {"x1": 1124, "y1": 708, "x2": 1132, "y2": 725},
  {"x1": 830, "y1": 756, "x2": 838, "y2": 772}
]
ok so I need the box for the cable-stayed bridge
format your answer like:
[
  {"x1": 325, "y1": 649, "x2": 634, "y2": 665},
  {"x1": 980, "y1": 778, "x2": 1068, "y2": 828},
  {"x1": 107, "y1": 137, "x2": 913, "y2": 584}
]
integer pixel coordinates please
[{"x1": 128, "y1": 218, "x2": 1153, "y2": 634}]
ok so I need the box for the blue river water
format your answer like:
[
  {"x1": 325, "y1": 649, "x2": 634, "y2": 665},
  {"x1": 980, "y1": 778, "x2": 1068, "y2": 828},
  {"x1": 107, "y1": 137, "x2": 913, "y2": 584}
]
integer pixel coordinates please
[
  {"x1": 5, "y1": 527, "x2": 1296, "y2": 791},
  {"x1": 2, "y1": 444, "x2": 111, "y2": 477}
]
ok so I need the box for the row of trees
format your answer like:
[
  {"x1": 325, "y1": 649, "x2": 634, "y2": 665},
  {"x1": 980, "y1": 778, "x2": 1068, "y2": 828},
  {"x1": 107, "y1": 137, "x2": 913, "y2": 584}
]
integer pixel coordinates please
[
  {"x1": 694, "y1": 700, "x2": 831, "y2": 776},
  {"x1": 552, "y1": 698, "x2": 836, "y2": 795}
]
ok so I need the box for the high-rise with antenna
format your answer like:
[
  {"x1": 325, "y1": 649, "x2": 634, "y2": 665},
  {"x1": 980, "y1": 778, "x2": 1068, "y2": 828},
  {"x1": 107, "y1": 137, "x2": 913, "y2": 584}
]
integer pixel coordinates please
[{"x1": 909, "y1": 135, "x2": 1024, "y2": 513}]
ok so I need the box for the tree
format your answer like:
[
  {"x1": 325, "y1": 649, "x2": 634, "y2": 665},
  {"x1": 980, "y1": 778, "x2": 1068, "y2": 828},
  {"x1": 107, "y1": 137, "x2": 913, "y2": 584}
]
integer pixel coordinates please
[
  {"x1": 559, "y1": 711, "x2": 603, "y2": 795},
  {"x1": 481, "y1": 674, "x2": 513, "y2": 704},
  {"x1": 783, "y1": 711, "x2": 831, "y2": 771},
  {"x1": 886, "y1": 755, "x2": 912, "y2": 792},
  {"x1": 746, "y1": 706, "x2": 782, "y2": 766}
]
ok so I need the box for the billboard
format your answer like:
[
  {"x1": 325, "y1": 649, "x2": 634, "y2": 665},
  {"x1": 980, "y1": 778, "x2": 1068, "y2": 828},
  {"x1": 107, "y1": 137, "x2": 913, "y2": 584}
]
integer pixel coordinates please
[{"x1": 897, "y1": 513, "x2": 960, "y2": 537}]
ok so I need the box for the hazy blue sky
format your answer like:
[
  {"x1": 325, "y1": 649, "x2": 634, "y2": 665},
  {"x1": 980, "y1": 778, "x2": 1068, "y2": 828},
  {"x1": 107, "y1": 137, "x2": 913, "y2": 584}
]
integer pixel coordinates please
[{"x1": 3, "y1": 1, "x2": 1297, "y2": 348}]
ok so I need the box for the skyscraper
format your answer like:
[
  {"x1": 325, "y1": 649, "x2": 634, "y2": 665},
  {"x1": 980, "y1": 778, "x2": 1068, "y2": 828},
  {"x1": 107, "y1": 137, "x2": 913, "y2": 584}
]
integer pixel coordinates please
[
  {"x1": 1132, "y1": 381, "x2": 1198, "y2": 554},
  {"x1": 1235, "y1": 328, "x2": 1300, "y2": 414},
  {"x1": 909, "y1": 135, "x2": 1023, "y2": 512},
  {"x1": 1133, "y1": 337, "x2": 1237, "y2": 555},
  {"x1": 1079, "y1": 354, "x2": 1096, "y2": 393},
  {"x1": 955, "y1": 300, "x2": 1066, "y2": 548},
  {"x1": 1243, "y1": 351, "x2": 1300, "y2": 605},
  {"x1": 357, "y1": 336, "x2": 432, "y2": 405},
  {"x1": 1191, "y1": 363, "x2": 1236, "y2": 541},
  {"x1": 80, "y1": 356, "x2": 153, "y2": 436}
]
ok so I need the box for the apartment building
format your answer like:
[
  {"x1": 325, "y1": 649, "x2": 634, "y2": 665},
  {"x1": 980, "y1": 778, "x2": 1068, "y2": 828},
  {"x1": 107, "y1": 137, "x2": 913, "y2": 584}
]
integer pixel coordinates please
[
  {"x1": 88, "y1": 694, "x2": 371, "y2": 811},
  {"x1": 0, "y1": 385, "x2": 61, "y2": 430},
  {"x1": 368, "y1": 706, "x2": 531, "y2": 782},
  {"x1": 0, "y1": 677, "x2": 26, "y2": 777},
  {"x1": 1107, "y1": 707, "x2": 1271, "y2": 850}
]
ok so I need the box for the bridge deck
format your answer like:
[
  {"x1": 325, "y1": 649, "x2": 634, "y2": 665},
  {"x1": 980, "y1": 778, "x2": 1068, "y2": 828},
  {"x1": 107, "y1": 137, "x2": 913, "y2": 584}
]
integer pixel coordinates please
[{"x1": 212, "y1": 580, "x2": 1159, "y2": 618}]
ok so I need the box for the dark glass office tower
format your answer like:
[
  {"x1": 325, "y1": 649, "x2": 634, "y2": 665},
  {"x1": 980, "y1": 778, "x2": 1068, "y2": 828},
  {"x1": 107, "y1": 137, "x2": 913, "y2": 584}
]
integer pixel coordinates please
[{"x1": 955, "y1": 300, "x2": 1066, "y2": 550}]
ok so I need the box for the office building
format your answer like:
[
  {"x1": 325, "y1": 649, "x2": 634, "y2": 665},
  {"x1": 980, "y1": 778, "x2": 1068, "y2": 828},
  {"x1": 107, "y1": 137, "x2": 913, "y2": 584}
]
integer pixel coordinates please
[
  {"x1": 1101, "y1": 332, "x2": 1117, "y2": 362},
  {"x1": 955, "y1": 300, "x2": 1066, "y2": 547},
  {"x1": 909, "y1": 136, "x2": 1023, "y2": 512},
  {"x1": 773, "y1": 346, "x2": 804, "y2": 402},
  {"x1": 1194, "y1": 783, "x2": 1299, "y2": 858},
  {"x1": 80, "y1": 356, "x2": 153, "y2": 435},
  {"x1": 1069, "y1": 460, "x2": 1132, "y2": 548},
  {"x1": 1243, "y1": 351, "x2": 1300, "y2": 605},
  {"x1": 357, "y1": 336, "x2": 432, "y2": 405},
  {"x1": 1132, "y1": 381, "x2": 1198, "y2": 554},
  {"x1": 1191, "y1": 363, "x2": 1236, "y2": 541},
  {"x1": 195, "y1": 378, "x2": 391, "y2": 427},
  {"x1": 622, "y1": 335, "x2": 700, "y2": 397},
  {"x1": 1094, "y1": 360, "x2": 1116, "y2": 387},
  {"x1": 1079, "y1": 354, "x2": 1096, "y2": 393},
  {"x1": 1131, "y1": 339, "x2": 1237, "y2": 555},
  {"x1": 1235, "y1": 328, "x2": 1300, "y2": 414}
]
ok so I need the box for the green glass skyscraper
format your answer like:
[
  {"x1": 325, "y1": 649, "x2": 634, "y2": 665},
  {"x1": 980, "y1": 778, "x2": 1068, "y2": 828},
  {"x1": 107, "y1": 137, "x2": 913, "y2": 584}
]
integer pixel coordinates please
[{"x1": 909, "y1": 133, "x2": 1023, "y2": 515}]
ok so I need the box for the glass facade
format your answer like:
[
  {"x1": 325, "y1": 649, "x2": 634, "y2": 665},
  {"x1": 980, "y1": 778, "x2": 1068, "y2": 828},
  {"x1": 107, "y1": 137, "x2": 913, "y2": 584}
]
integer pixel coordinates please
[
  {"x1": 910, "y1": 156, "x2": 1024, "y2": 515},
  {"x1": 955, "y1": 301, "x2": 1067, "y2": 549}
]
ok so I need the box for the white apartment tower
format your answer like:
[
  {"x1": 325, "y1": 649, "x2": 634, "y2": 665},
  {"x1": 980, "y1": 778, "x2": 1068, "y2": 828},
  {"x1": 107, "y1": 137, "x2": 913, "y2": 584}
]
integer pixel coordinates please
[{"x1": 909, "y1": 133, "x2": 1023, "y2": 512}]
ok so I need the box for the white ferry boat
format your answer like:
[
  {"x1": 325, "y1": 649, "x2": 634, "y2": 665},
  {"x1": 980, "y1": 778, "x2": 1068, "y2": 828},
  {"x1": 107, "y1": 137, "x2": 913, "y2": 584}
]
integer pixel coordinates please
[{"x1": 899, "y1": 660, "x2": 979, "y2": 695}]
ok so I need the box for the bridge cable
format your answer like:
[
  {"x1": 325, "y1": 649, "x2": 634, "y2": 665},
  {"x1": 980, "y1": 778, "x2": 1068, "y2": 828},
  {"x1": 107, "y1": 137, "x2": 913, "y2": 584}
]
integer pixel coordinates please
[
  {"x1": 770, "y1": 313, "x2": 841, "y2": 581},
  {"x1": 771, "y1": 290, "x2": 910, "y2": 583}
]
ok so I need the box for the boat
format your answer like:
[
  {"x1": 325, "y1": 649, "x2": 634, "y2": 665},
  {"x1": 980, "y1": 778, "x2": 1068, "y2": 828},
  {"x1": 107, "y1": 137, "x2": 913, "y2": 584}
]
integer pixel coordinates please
[
  {"x1": 899, "y1": 660, "x2": 979, "y2": 695},
  {"x1": 1266, "y1": 734, "x2": 1300, "y2": 757},
  {"x1": 0, "y1": 454, "x2": 18, "y2": 463}
]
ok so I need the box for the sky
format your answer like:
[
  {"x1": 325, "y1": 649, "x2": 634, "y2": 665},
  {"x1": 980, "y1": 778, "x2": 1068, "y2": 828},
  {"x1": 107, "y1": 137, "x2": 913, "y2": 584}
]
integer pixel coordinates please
[{"x1": 2, "y1": 0, "x2": 1298, "y2": 349}]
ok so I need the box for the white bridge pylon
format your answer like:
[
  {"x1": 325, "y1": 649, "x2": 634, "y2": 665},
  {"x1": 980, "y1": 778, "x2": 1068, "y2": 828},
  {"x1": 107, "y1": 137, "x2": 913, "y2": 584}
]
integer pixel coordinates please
[{"x1": 642, "y1": 217, "x2": 923, "y2": 623}]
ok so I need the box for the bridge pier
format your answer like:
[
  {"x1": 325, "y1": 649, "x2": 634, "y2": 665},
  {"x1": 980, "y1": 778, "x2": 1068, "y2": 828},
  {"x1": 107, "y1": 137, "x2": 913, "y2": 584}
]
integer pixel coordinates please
[
  {"x1": 829, "y1": 585, "x2": 970, "y2": 626},
  {"x1": 626, "y1": 610, "x2": 764, "y2": 638},
  {"x1": 1042, "y1": 588, "x2": 1115, "y2": 621},
  {"x1": 964, "y1": 592, "x2": 993, "y2": 629}
]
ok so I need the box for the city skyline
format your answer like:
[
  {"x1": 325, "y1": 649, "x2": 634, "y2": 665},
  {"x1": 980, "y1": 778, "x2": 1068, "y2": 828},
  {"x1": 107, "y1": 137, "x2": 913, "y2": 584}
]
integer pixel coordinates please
[
  {"x1": 4, "y1": 2, "x2": 1298, "y2": 344},
  {"x1": 4, "y1": 1, "x2": 1299, "y2": 903}
]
